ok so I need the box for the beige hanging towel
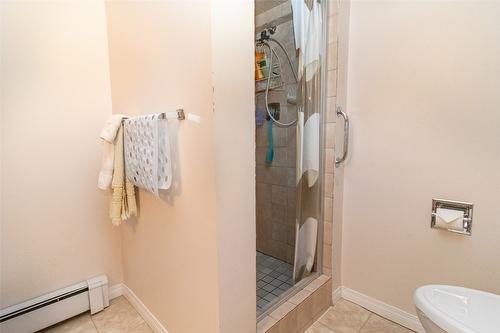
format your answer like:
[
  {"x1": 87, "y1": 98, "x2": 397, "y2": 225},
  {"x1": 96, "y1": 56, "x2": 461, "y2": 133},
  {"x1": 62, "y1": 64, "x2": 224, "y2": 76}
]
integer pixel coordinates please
[{"x1": 110, "y1": 124, "x2": 137, "y2": 225}]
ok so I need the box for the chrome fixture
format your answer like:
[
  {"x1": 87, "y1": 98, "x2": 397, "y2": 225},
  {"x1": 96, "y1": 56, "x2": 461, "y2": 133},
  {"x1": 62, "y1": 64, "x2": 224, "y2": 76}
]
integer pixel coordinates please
[
  {"x1": 257, "y1": 26, "x2": 277, "y2": 43},
  {"x1": 121, "y1": 109, "x2": 185, "y2": 122},
  {"x1": 431, "y1": 199, "x2": 473, "y2": 236},
  {"x1": 335, "y1": 106, "x2": 349, "y2": 167}
]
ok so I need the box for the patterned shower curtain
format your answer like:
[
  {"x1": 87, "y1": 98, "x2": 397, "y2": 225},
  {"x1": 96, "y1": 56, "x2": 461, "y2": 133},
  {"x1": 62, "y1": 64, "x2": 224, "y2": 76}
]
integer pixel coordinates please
[{"x1": 292, "y1": 0, "x2": 324, "y2": 283}]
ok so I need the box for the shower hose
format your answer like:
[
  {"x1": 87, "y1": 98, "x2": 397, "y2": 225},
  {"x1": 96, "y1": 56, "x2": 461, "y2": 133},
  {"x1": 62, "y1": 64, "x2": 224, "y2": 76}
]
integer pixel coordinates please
[{"x1": 261, "y1": 38, "x2": 299, "y2": 128}]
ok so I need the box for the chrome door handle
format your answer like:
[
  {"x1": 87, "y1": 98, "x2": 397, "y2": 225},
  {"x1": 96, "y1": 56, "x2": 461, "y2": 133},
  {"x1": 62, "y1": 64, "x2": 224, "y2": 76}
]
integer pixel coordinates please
[{"x1": 335, "y1": 106, "x2": 349, "y2": 167}]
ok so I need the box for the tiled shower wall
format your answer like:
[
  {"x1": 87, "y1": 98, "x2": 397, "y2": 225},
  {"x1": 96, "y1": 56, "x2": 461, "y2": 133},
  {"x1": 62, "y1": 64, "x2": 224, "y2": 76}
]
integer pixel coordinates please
[
  {"x1": 322, "y1": 0, "x2": 338, "y2": 279},
  {"x1": 256, "y1": 19, "x2": 298, "y2": 264}
]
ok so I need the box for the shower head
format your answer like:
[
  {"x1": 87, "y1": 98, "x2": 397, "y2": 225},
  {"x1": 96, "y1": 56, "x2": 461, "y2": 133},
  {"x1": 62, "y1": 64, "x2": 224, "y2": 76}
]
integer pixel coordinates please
[{"x1": 257, "y1": 25, "x2": 277, "y2": 43}]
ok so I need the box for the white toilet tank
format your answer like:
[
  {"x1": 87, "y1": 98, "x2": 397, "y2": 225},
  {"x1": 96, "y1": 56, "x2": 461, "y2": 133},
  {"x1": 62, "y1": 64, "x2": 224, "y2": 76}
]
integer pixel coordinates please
[{"x1": 414, "y1": 285, "x2": 500, "y2": 333}]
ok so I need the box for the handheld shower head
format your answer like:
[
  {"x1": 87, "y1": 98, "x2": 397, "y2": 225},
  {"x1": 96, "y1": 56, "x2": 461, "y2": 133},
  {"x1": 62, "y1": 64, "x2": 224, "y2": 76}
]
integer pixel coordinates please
[{"x1": 257, "y1": 25, "x2": 277, "y2": 43}]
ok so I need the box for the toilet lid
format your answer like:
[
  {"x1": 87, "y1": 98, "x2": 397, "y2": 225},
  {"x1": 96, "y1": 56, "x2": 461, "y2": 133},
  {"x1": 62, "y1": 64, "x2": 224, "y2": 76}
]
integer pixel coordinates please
[{"x1": 415, "y1": 285, "x2": 500, "y2": 333}]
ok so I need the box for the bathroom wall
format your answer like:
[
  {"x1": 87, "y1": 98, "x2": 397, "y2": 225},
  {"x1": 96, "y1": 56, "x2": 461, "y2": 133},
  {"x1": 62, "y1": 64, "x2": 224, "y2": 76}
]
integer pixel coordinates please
[
  {"x1": 0, "y1": 1, "x2": 123, "y2": 307},
  {"x1": 211, "y1": 2, "x2": 256, "y2": 331},
  {"x1": 255, "y1": 13, "x2": 298, "y2": 264},
  {"x1": 104, "y1": 1, "x2": 222, "y2": 332},
  {"x1": 342, "y1": 1, "x2": 500, "y2": 314}
]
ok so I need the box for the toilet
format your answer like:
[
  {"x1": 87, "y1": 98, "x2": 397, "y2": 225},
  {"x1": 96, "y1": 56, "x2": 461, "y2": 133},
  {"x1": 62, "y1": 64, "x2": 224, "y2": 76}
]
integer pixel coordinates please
[{"x1": 414, "y1": 285, "x2": 500, "y2": 333}]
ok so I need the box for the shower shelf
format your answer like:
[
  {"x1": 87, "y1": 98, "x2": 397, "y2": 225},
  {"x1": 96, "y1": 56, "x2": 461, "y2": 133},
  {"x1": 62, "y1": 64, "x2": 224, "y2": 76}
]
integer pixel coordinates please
[
  {"x1": 255, "y1": 73, "x2": 283, "y2": 93},
  {"x1": 255, "y1": 73, "x2": 280, "y2": 82},
  {"x1": 255, "y1": 49, "x2": 283, "y2": 93},
  {"x1": 255, "y1": 85, "x2": 284, "y2": 94}
]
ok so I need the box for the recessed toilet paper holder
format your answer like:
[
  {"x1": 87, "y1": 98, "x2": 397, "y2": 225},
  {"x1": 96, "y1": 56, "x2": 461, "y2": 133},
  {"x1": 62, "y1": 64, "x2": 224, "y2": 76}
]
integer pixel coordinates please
[{"x1": 431, "y1": 199, "x2": 473, "y2": 236}]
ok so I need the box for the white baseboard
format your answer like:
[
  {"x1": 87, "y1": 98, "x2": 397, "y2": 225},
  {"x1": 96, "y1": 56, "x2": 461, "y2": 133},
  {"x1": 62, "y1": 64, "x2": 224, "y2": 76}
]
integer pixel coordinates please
[
  {"x1": 332, "y1": 287, "x2": 425, "y2": 333},
  {"x1": 116, "y1": 283, "x2": 421, "y2": 333},
  {"x1": 331, "y1": 286, "x2": 342, "y2": 305},
  {"x1": 108, "y1": 283, "x2": 124, "y2": 300},
  {"x1": 121, "y1": 284, "x2": 169, "y2": 333}
]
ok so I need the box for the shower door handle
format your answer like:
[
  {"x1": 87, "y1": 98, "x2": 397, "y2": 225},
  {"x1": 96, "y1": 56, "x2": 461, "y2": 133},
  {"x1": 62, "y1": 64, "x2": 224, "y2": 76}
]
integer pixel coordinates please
[{"x1": 335, "y1": 106, "x2": 349, "y2": 167}]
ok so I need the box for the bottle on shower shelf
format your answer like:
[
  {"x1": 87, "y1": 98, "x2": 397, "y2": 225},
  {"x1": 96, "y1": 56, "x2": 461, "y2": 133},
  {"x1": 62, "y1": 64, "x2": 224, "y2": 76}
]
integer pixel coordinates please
[{"x1": 255, "y1": 51, "x2": 269, "y2": 81}]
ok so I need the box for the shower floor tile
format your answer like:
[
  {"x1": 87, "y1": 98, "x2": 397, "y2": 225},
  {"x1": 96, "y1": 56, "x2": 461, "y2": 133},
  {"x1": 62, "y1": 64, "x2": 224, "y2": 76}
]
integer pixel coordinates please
[{"x1": 256, "y1": 251, "x2": 293, "y2": 316}]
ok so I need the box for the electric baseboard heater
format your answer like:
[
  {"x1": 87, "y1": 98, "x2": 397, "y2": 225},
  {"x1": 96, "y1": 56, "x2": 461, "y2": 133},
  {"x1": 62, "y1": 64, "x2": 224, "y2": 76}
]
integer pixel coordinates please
[{"x1": 0, "y1": 275, "x2": 109, "y2": 333}]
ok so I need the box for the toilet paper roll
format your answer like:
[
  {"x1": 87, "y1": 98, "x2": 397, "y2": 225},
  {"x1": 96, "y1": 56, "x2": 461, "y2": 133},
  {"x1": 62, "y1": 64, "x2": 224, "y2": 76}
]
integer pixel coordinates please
[{"x1": 435, "y1": 208, "x2": 464, "y2": 231}]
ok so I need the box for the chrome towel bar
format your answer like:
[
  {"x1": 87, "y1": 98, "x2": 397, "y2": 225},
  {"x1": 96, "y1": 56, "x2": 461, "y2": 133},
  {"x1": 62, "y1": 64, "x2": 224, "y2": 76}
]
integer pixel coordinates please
[{"x1": 121, "y1": 109, "x2": 185, "y2": 122}]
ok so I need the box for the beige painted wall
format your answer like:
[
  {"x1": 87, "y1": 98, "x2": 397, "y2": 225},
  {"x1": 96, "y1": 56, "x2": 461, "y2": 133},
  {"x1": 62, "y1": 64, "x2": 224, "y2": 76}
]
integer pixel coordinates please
[
  {"x1": 0, "y1": 1, "x2": 123, "y2": 307},
  {"x1": 211, "y1": 1, "x2": 256, "y2": 332},
  {"x1": 342, "y1": 1, "x2": 500, "y2": 314},
  {"x1": 105, "y1": 1, "x2": 222, "y2": 332}
]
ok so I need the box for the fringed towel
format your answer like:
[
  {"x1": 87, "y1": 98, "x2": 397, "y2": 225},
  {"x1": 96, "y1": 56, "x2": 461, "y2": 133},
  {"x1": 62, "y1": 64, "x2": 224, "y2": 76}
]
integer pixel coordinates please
[
  {"x1": 97, "y1": 114, "x2": 137, "y2": 225},
  {"x1": 110, "y1": 124, "x2": 137, "y2": 225}
]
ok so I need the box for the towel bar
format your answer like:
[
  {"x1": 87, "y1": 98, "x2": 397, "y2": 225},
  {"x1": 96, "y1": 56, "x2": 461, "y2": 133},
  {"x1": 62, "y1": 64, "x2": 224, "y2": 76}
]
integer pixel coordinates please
[{"x1": 122, "y1": 109, "x2": 185, "y2": 122}]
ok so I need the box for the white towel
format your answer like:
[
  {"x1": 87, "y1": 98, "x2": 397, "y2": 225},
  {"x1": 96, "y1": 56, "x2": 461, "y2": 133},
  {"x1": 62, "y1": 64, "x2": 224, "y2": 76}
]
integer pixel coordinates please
[
  {"x1": 97, "y1": 114, "x2": 126, "y2": 190},
  {"x1": 124, "y1": 114, "x2": 172, "y2": 195},
  {"x1": 97, "y1": 141, "x2": 114, "y2": 190},
  {"x1": 100, "y1": 114, "x2": 126, "y2": 142}
]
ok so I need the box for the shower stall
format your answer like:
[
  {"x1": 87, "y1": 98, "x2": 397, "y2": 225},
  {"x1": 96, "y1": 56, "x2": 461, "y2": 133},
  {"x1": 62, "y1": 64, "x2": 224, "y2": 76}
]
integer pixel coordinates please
[{"x1": 255, "y1": 0, "x2": 327, "y2": 317}]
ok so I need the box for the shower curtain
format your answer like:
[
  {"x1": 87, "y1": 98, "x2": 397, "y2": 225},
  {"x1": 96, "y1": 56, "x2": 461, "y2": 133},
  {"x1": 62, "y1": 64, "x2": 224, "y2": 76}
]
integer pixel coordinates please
[{"x1": 292, "y1": 0, "x2": 323, "y2": 283}]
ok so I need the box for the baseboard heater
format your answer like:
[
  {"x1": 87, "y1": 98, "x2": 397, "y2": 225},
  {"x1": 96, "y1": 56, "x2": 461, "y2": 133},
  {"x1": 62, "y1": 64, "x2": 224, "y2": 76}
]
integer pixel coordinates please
[{"x1": 0, "y1": 275, "x2": 109, "y2": 333}]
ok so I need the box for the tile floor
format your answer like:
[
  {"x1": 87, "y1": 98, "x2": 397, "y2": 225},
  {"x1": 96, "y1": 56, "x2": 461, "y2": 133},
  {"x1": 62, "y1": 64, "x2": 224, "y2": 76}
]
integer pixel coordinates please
[
  {"x1": 305, "y1": 299, "x2": 415, "y2": 333},
  {"x1": 38, "y1": 296, "x2": 153, "y2": 333},
  {"x1": 256, "y1": 251, "x2": 294, "y2": 316},
  {"x1": 36, "y1": 279, "x2": 413, "y2": 333}
]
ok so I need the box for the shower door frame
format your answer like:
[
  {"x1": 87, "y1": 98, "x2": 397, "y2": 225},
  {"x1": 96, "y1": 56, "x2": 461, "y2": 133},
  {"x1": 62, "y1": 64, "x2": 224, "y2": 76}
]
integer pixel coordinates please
[{"x1": 257, "y1": 0, "x2": 330, "y2": 320}]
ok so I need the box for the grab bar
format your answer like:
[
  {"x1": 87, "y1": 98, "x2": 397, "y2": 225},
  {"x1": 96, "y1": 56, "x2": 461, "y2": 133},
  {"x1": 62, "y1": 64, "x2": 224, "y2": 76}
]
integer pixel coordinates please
[{"x1": 335, "y1": 106, "x2": 349, "y2": 167}]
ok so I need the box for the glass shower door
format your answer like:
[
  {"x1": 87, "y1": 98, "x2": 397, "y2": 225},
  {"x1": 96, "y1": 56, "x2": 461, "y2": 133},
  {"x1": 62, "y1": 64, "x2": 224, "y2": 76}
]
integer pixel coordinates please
[{"x1": 255, "y1": 0, "x2": 327, "y2": 317}]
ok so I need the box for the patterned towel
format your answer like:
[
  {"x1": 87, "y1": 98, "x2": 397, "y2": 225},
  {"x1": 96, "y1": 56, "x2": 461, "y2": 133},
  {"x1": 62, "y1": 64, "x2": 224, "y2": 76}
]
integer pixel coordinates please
[{"x1": 124, "y1": 114, "x2": 172, "y2": 196}]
